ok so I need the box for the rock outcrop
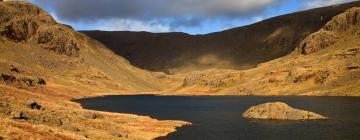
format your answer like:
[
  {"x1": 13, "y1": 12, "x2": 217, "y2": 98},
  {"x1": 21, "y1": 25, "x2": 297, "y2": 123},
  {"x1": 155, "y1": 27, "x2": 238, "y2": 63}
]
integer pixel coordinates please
[
  {"x1": 300, "y1": 7, "x2": 360, "y2": 55},
  {"x1": 242, "y1": 102, "x2": 327, "y2": 120},
  {"x1": 300, "y1": 30, "x2": 338, "y2": 55},
  {"x1": 324, "y1": 7, "x2": 360, "y2": 33},
  {"x1": 0, "y1": 1, "x2": 80, "y2": 57}
]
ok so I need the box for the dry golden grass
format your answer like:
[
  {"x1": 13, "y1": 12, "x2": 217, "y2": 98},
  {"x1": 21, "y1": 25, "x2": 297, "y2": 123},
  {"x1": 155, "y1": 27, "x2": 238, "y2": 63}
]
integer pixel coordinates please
[
  {"x1": 1, "y1": 1, "x2": 360, "y2": 140},
  {"x1": 0, "y1": 1, "x2": 189, "y2": 140}
]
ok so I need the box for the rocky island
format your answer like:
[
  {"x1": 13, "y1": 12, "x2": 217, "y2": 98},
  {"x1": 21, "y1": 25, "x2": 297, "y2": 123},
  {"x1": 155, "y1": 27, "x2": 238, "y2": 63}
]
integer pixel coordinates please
[{"x1": 242, "y1": 102, "x2": 327, "y2": 120}]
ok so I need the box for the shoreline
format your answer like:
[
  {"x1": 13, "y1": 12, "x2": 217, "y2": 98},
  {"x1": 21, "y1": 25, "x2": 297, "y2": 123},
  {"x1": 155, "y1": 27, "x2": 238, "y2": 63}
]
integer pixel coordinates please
[{"x1": 0, "y1": 84, "x2": 191, "y2": 140}]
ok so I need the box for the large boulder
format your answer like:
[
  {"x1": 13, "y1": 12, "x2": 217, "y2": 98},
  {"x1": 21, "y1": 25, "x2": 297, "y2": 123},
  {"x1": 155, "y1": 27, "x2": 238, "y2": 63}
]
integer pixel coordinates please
[{"x1": 242, "y1": 102, "x2": 327, "y2": 120}]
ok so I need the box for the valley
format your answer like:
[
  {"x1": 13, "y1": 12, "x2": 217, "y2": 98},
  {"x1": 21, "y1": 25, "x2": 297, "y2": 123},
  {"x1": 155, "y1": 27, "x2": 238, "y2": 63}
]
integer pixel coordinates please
[{"x1": 0, "y1": 0, "x2": 360, "y2": 139}]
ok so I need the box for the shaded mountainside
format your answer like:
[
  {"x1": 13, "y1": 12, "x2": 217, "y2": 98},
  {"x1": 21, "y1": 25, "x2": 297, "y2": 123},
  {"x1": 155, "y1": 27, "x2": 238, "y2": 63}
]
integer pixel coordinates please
[
  {"x1": 168, "y1": 7, "x2": 360, "y2": 96},
  {"x1": 83, "y1": 1, "x2": 360, "y2": 74},
  {"x1": 0, "y1": 1, "x2": 188, "y2": 140}
]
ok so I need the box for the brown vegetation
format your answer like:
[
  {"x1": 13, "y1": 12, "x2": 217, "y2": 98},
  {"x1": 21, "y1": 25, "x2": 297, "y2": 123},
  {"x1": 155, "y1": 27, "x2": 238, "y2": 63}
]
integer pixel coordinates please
[
  {"x1": 0, "y1": 1, "x2": 189, "y2": 139},
  {"x1": 1, "y1": 1, "x2": 360, "y2": 139}
]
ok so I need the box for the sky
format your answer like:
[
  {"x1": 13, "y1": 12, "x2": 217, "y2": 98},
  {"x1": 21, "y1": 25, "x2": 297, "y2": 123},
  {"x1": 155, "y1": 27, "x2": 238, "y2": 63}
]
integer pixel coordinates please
[{"x1": 28, "y1": 0, "x2": 355, "y2": 35}]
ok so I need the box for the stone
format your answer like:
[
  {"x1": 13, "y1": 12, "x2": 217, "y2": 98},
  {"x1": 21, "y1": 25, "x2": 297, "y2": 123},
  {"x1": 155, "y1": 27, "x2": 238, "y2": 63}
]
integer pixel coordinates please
[
  {"x1": 11, "y1": 111, "x2": 28, "y2": 120},
  {"x1": 1, "y1": 73, "x2": 16, "y2": 83},
  {"x1": 83, "y1": 112, "x2": 103, "y2": 119},
  {"x1": 20, "y1": 77, "x2": 36, "y2": 87},
  {"x1": 37, "y1": 78, "x2": 46, "y2": 85},
  {"x1": 27, "y1": 100, "x2": 41, "y2": 110},
  {"x1": 242, "y1": 102, "x2": 327, "y2": 120}
]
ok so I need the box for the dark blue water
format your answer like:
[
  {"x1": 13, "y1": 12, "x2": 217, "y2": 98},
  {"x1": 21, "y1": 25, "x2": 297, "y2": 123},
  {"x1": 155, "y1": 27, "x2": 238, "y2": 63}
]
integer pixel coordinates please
[{"x1": 74, "y1": 95, "x2": 360, "y2": 140}]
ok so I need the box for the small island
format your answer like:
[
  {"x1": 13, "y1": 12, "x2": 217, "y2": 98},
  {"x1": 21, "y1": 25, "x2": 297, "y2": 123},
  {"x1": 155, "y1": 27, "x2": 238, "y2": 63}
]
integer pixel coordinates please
[{"x1": 242, "y1": 102, "x2": 327, "y2": 120}]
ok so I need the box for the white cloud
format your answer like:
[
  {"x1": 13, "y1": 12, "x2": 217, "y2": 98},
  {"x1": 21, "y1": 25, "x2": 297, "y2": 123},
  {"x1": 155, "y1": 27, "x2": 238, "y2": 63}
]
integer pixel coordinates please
[
  {"x1": 50, "y1": 12, "x2": 170, "y2": 32},
  {"x1": 253, "y1": 16, "x2": 265, "y2": 22},
  {"x1": 34, "y1": 0, "x2": 284, "y2": 22},
  {"x1": 31, "y1": 0, "x2": 286, "y2": 33},
  {"x1": 92, "y1": 19, "x2": 171, "y2": 32},
  {"x1": 304, "y1": 0, "x2": 354, "y2": 9}
]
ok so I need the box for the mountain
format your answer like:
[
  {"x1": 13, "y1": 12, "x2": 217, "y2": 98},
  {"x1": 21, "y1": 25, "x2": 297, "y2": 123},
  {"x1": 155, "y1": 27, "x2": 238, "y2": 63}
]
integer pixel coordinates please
[
  {"x1": 83, "y1": 1, "x2": 360, "y2": 74},
  {"x1": 1, "y1": 1, "x2": 360, "y2": 139},
  {"x1": 169, "y1": 7, "x2": 360, "y2": 96},
  {"x1": 0, "y1": 1, "x2": 167, "y2": 93},
  {"x1": 0, "y1": 1, "x2": 188, "y2": 139}
]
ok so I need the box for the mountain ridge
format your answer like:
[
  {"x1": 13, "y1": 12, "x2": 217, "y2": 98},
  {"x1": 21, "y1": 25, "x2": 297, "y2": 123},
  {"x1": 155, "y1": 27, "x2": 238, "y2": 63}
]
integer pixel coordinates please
[{"x1": 83, "y1": 1, "x2": 360, "y2": 74}]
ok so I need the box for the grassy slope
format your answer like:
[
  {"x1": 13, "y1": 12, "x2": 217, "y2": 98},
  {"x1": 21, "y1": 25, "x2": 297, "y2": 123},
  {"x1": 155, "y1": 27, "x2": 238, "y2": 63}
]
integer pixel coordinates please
[
  {"x1": 0, "y1": 1, "x2": 168, "y2": 93},
  {"x1": 0, "y1": 1, "x2": 188, "y2": 139}
]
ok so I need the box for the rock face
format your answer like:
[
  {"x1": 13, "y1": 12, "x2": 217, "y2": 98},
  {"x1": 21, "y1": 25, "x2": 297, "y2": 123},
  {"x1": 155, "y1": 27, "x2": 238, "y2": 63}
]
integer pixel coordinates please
[
  {"x1": 324, "y1": 7, "x2": 360, "y2": 32},
  {"x1": 300, "y1": 7, "x2": 360, "y2": 55},
  {"x1": 0, "y1": 1, "x2": 80, "y2": 57},
  {"x1": 300, "y1": 30, "x2": 338, "y2": 55},
  {"x1": 242, "y1": 102, "x2": 327, "y2": 120}
]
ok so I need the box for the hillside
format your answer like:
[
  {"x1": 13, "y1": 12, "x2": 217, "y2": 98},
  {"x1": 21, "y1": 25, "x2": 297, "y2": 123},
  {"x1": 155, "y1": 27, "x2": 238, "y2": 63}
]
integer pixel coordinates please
[
  {"x1": 0, "y1": 1, "x2": 173, "y2": 93},
  {"x1": 1, "y1": 1, "x2": 360, "y2": 139},
  {"x1": 168, "y1": 7, "x2": 360, "y2": 96},
  {"x1": 0, "y1": 1, "x2": 188, "y2": 139},
  {"x1": 83, "y1": 1, "x2": 360, "y2": 74}
]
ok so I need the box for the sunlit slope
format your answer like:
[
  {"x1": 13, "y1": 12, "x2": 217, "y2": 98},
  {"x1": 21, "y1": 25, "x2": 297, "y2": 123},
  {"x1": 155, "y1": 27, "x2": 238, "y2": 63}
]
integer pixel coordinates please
[
  {"x1": 0, "y1": 1, "x2": 166, "y2": 93},
  {"x1": 172, "y1": 7, "x2": 360, "y2": 96}
]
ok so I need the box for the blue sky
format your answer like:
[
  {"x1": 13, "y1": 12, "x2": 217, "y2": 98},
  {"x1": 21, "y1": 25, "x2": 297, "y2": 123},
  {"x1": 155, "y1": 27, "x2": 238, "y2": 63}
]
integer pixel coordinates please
[{"x1": 29, "y1": 0, "x2": 354, "y2": 35}]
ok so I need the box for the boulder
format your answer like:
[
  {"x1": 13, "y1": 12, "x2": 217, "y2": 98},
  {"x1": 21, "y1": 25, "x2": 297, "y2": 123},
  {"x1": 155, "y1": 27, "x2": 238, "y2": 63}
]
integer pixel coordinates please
[
  {"x1": 37, "y1": 78, "x2": 46, "y2": 85},
  {"x1": 242, "y1": 102, "x2": 327, "y2": 120},
  {"x1": 27, "y1": 100, "x2": 41, "y2": 110},
  {"x1": 1, "y1": 73, "x2": 16, "y2": 83},
  {"x1": 10, "y1": 111, "x2": 28, "y2": 120}
]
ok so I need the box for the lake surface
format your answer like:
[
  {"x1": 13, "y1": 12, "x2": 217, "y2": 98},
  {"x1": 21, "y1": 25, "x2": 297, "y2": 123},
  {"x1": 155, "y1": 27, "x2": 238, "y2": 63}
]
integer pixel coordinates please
[{"x1": 75, "y1": 95, "x2": 360, "y2": 140}]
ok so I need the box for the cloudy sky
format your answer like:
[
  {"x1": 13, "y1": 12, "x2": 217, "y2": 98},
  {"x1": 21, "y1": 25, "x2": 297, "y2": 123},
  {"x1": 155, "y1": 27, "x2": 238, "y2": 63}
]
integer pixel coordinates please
[{"x1": 28, "y1": 0, "x2": 355, "y2": 34}]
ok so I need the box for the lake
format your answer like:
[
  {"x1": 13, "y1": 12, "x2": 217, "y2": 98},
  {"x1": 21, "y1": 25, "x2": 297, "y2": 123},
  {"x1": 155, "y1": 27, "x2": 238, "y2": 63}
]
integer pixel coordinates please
[{"x1": 74, "y1": 95, "x2": 360, "y2": 140}]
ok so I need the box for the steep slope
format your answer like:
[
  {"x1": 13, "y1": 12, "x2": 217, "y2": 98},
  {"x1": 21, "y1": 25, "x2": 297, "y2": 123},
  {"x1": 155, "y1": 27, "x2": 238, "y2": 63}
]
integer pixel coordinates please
[
  {"x1": 0, "y1": 1, "x2": 165, "y2": 92},
  {"x1": 0, "y1": 1, "x2": 188, "y2": 140},
  {"x1": 83, "y1": 1, "x2": 360, "y2": 74},
  {"x1": 171, "y1": 7, "x2": 360, "y2": 96}
]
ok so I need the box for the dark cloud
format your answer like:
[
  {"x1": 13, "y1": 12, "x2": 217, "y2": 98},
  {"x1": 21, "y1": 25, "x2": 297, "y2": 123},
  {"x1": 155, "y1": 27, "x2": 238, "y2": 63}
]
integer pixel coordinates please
[{"x1": 35, "y1": 0, "x2": 285, "y2": 28}]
